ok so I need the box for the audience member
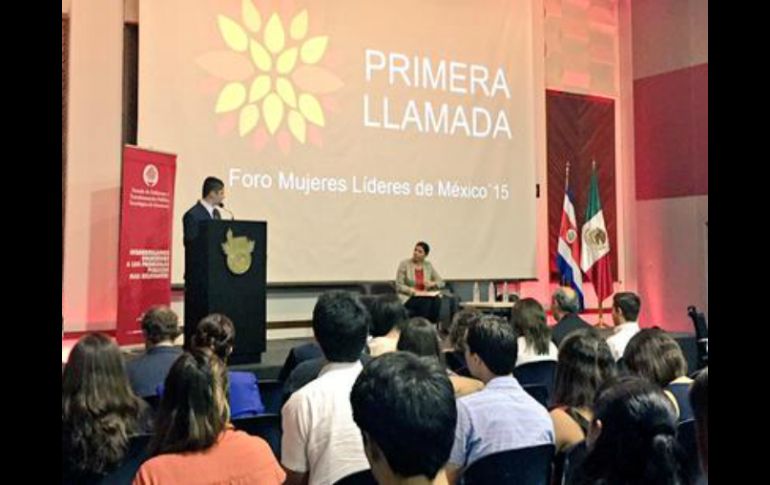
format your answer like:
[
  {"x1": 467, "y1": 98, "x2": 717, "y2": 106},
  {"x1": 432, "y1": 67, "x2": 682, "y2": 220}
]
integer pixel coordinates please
[
  {"x1": 134, "y1": 348, "x2": 284, "y2": 484},
  {"x1": 550, "y1": 329, "x2": 616, "y2": 454},
  {"x1": 62, "y1": 333, "x2": 151, "y2": 484},
  {"x1": 551, "y1": 287, "x2": 592, "y2": 346},
  {"x1": 443, "y1": 309, "x2": 482, "y2": 375},
  {"x1": 368, "y1": 294, "x2": 410, "y2": 357},
  {"x1": 623, "y1": 328, "x2": 694, "y2": 421},
  {"x1": 574, "y1": 376, "x2": 690, "y2": 485},
  {"x1": 351, "y1": 352, "x2": 457, "y2": 485},
  {"x1": 126, "y1": 306, "x2": 183, "y2": 398},
  {"x1": 186, "y1": 313, "x2": 265, "y2": 418},
  {"x1": 606, "y1": 292, "x2": 641, "y2": 360},
  {"x1": 281, "y1": 291, "x2": 371, "y2": 485},
  {"x1": 510, "y1": 298, "x2": 558, "y2": 366},
  {"x1": 445, "y1": 315, "x2": 554, "y2": 483},
  {"x1": 397, "y1": 317, "x2": 484, "y2": 397},
  {"x1": 277, "y1": 341, "x2": 323, "y2": 382}
]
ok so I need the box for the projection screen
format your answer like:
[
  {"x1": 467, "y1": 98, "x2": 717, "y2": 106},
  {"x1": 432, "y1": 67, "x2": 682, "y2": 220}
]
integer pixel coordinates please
[{"x1": 139, "y1": 0, "x2": 538, "y2": 284}]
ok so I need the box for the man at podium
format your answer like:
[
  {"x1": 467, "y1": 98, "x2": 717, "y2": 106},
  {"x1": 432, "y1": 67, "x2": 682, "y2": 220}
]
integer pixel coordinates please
[
  {"x1": 183, "y1": 176, "x2": 226, "y2": 245},
  {"x1": 396, "y1": 241, "x2": 445, "y2": 323}
]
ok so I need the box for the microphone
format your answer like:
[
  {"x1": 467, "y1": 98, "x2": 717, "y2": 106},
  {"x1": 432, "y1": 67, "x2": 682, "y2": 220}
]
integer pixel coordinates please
[{"x1": 218, "y1": 202, "x2": 235, "y2": 220}]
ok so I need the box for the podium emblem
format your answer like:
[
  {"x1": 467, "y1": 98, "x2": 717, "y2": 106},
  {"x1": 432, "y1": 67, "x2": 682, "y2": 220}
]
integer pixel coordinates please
[{"x1": 221, "y1": 229, "x2": 255, "y2": 275}]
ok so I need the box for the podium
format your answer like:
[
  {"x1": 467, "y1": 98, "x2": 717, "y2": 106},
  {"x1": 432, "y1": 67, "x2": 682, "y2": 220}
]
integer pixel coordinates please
[{"x1": 184, "y1": 220, "x2": 266, "y2": 365}]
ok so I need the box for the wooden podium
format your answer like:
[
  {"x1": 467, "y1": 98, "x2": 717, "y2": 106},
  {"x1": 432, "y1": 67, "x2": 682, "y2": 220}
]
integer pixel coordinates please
[{"x1": 184, "y1": 220, "x2": 266, "y2": 365}]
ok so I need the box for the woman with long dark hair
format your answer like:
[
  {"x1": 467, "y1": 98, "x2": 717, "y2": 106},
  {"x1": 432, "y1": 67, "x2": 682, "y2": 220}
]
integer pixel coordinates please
[
  {"x1": 510, "y1": 298, "x2": 558, "y2": 366},
  {"x1": 135, "y1": 348, "x2": 284, "y2": 484},
  {"x1": 550, "y1": 329, "x2": 616, "y2": 454},
  {"x1": 574, "y1": 376, "x2": 691, "y2": 485},
  {"x1": 62, "y1": 333, "x2": 151, "y2": 484}
]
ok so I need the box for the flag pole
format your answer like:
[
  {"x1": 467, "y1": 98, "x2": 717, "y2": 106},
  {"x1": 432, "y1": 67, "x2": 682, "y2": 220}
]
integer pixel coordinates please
[
  {"x1": 561, "y1": 161, "x2": 570, "y2": 289},
  {"x1": 591, "y1": 158, "x2": 607, "y2": 329},
  {"x1": 597, "y1": 297, "x2": 605, "y2": 328}
]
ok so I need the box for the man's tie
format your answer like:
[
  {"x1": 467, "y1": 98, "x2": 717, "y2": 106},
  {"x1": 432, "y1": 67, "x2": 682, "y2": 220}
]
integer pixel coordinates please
[{"x1": 212, "y1": 208, "x2": 221, "y2": 220}]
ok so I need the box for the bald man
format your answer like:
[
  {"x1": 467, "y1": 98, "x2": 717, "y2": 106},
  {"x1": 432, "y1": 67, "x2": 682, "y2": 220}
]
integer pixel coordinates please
[{"x1": 550, "y1": 287, "x2": 592, "y2": 346}]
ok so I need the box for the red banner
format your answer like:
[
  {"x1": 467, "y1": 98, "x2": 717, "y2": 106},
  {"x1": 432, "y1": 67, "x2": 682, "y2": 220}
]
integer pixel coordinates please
[{"x1": 116, "y1": 146, "x2": 177, "y2": 345}]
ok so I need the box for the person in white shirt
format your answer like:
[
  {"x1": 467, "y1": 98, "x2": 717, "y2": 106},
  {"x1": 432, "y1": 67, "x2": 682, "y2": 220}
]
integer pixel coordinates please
[
  {"x1": 510, "y1": 298, "x2": 558, "y2": 367},
  {"x1": 367, "y1": 294, "x2": 409, "y2": 357},
  {"x1": 281, "y1": 291, "x2": 372, "y2": 485},
  {"x1": 605, "y1": 292, "x2": 641, "y2": 361}
]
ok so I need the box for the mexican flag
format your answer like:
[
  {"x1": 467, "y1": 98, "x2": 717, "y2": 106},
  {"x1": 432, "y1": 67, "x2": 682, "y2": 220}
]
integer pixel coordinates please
[{"x1": 580, "y1": 164, "x2": 613, "y2": 304}]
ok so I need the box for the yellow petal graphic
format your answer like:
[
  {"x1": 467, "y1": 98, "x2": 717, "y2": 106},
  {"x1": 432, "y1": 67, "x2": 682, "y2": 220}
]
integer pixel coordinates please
[
  {"x1": 217, "y1": 15, "x2": 249, "y2": 52},
  {"x1": 249, "y1": 76, "x2": 271, "y2": 102},
  {"x1": 195, "y1": 52, "x2": 254, "y2": 81},
  {"x1": 264, "y1": 14, "x2": 286, "y2": 54},
  {"x1": 300, "y1": 36, "x2": 328, "y2": 64},
  {"x1": 276, "y1": 77, "x2": 297, "y2": 108},
  {"x1": 292, "y1": 66, "x2": 344, "y2": 94},
  {"x1": 249, "y1": 40, "x2": 272, "y2": 71},
  {"x1": 263, "y1": 93, "x2": 285, "y2": 134},
  {"x1": 242, "y1": 0, "x2": 261, "y2": 32},
  {"x1": 215, "y1": 83, "x2": 247, "y2": 113},
  {"x1": 239, "y1": 105, "x2": 260, "y2": 136},
  {"x1": 290, "y1": 10, "x2": 309, "y2": 40},
  {"x1": 288, "y1": 110, "x2": 306, "y2": 144},
  {"x1": 277, "y1": 48, "x2": 299, "y2": 74},
  {"x1": 298, "y1": 94, "x2": 325, "y2": 126}
]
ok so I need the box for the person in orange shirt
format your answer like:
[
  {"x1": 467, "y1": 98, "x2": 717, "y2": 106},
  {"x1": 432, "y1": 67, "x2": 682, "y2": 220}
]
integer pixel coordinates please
[{"x1": 133, "y1": 348, "x2": 285, "y2": 485}]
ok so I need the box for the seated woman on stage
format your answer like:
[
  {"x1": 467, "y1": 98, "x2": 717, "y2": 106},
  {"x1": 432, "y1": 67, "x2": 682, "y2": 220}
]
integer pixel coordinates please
[{"x1": 396, "y1": 241, "x2": 445, "y2": 323}]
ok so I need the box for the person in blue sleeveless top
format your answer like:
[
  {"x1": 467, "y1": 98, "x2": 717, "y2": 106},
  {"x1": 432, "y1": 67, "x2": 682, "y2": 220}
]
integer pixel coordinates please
[
  {"x1": 157, "y1": 313, "x2": 264, "y2": 418},
  {"x1": 622, "y1": 328, "x2": 694, "y2": 421}
]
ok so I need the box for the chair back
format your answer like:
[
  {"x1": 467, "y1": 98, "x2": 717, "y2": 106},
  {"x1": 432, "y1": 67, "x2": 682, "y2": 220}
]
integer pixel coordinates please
[
  {"x1": 258, "y1": 378, "x2": 284, "y2": 414},
  {"x1": 687, "y1": 306, "x2": 708, "y2": 368},
  {"x1": 677, "y1": 419, "x2": 699, "y2": 480},
  {"x1": 522, "y1": 384, "x2": 549, "y2": 408},
  {"x1": 514, "y1": 361, "x2": 557, "y2": 405},
  {"x1": 464, "y1": 444, "x2": 555, "y2": 485},
  {"x1": 95, "y1": 434, "x2": 153, "y2": 485},
  {"x1": 558, "y1": 440, "x2": 587, "y2": 485},
  {"x1": 333, "y1": 469, "x2": 377, "y2": 485},
  {"x1": 232, "y1": 413, "x2": 282, "y2": 459}
]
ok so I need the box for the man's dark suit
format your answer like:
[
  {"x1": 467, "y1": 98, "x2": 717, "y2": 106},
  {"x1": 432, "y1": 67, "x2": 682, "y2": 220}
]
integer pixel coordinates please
[
  {"x1": 182, "y1": 201, "x2": 213, "y2": 247},
  {"x1": 182, "y1": 202, "x2": 215, "y2": 346},
  {"x1": 126, "y1": 346, "x2": 183, "y2": 397},
  {"x1": 552, "y1": 313, "x2": 593, "y2": 347}
]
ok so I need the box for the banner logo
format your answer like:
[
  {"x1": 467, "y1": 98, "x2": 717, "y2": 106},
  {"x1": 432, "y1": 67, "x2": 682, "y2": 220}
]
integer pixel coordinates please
[{"x1": 143, "y1": 164, "x2": 159, "y2": 187}]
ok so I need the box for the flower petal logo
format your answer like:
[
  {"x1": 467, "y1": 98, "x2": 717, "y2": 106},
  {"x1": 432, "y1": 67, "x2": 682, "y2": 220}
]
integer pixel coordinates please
[{"x1": 198, "y1": 1, "x2": 343, "y2": 153}]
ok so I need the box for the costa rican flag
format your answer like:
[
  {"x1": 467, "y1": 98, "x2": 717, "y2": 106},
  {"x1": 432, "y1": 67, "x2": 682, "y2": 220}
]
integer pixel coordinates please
[{"x1": 556, "y1": 177, "x2": 584, "y2": 309}]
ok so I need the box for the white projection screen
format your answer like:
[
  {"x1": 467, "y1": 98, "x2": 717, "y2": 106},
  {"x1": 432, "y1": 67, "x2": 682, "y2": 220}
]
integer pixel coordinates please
[{"x1": 139, "y1": 0, "x2": 538, "y2": 284}]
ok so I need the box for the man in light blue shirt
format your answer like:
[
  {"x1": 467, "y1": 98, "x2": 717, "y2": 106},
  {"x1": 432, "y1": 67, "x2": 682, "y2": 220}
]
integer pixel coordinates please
[{"x1": 446, "y1": 315, "x2": 554, "y2": 483}]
